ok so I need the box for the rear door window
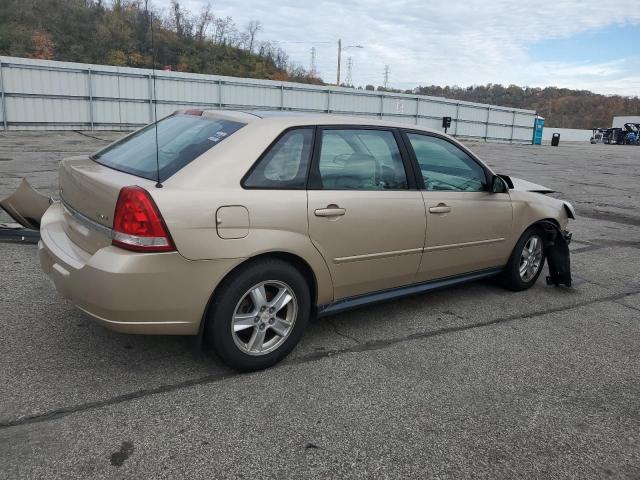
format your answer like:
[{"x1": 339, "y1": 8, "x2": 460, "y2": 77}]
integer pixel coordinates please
[
  {"x1": 313, "y1": 129, "x2": 409, "y2": 190},
  {"x1": 243, "y1": 128, "x2": 314, "y2": 189},
  {"x1": 92, "y1": 114, "x2": 245, "y2": 182}
]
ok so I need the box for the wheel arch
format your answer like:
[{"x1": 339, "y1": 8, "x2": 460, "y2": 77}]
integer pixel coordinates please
[
  {"x1": 529, "y1": 217, "x2": 560, "y2": 231},
  {"x1": 506, "y1": 217, "x2": 560, "y2": 262},
  {"x1": 197, "y1": 251, "x2": 320, "y2": 340}
]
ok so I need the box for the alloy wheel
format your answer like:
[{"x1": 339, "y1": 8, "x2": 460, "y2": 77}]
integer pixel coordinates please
[
  {"x1": 519, "y1": 234, "x2": 543, "y2": 282},
  {"x1": 231, "y1": 280, "x2": 298, "y2": 356}
]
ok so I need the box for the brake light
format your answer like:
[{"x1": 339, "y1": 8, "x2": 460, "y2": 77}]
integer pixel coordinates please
[{"x1": 112, "y1": 186, "x2": 175, "y2": 252}]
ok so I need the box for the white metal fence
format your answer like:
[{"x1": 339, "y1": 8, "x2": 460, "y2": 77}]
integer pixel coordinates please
[
  {"x1": 0, "y1": 56, "x2": 536, "y2": 142},
  {"x1": 542, "y1": 128, "x2": 592, "y2": 143}
]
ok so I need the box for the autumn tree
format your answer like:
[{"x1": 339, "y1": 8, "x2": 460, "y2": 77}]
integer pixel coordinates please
[{"x1": 31, "y1": 30, "x2": 55, "y2": 59}]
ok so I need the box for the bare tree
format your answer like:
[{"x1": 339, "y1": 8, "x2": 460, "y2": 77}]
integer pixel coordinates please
[
  {"x1": 274, "y1": 47, "x2": 289, "y2": 70},
  {"x1": 237, "y1": 31, "x2": 250, "y2": 50},
  {"x1": 245, "y1": 20, "x2": 262, "y2": 53},
  {"x1": 213, "y1": 16, "x2": 234, "y2": 44},
  {"x1": 169, "y1": 0, "x2": 194, "y2": 38},
  {"x1": 195, "y1": 2, "x2": 213, "y2": 42},
  {"x1": 257, "y1": 41, "x2": 275, "y2": 61},
  {"x1": 170, "y1": 1, "x2": 184, "y2": 36}
]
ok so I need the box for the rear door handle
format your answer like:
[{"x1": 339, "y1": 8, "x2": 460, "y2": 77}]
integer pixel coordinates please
[
  {"x1": 429, "y1": 204, "x2": 451, "y2": 214},
  {"x1": 314, "y1": 205, "x2": 346, "y2": 217}
]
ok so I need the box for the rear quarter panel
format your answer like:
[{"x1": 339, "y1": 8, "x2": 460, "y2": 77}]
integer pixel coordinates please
[{"x1": 151, "y1": 187, "x2": 334, "y2": 305}]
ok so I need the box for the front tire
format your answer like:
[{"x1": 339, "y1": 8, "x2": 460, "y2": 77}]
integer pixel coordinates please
[
  {"x1": 501, "y1": 227, "x2": 546, "y2": 291},
  {"x1": 204, "y1": 259, "x2": 311, "y2": 372}
]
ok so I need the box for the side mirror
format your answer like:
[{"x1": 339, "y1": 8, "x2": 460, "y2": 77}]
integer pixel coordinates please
[
  {"x1": 498, "y1": 174, "x2": 514, "y2": 189},
  {"x1": 491, "y1": 175, "x2": 508, "y2": 193}
]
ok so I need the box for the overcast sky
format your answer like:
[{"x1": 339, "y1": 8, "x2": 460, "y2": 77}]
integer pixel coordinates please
[{"x1": 160, "y1": 0, "x2": 640, "y2": 96}]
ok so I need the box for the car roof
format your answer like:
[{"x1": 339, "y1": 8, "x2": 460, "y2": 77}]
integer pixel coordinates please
[{"x1": 198, "y1": 109, "x2": 442, "y2": 135}]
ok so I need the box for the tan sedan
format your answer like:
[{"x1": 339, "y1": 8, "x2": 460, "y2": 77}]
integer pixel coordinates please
[{"x1": 38, "y1": 110, "x2": 574, "y2": 371}]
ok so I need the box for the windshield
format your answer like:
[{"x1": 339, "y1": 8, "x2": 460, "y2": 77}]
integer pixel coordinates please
[{"x1": 92, "y1": 114, "x2": 245, "y2": 182}]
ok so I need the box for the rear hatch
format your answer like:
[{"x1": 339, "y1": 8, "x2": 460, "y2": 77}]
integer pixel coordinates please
[
  {"x1": 59, "y1": 155, "x2": 152, "y2": 254},
  {"x1": 58, "y1": 113, "x2": 246, "y2": 255}
]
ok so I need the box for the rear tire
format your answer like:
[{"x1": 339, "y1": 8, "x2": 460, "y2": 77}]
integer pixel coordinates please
[
  {"x1": 204, "y1": 259, "x2": 311, "y2": 372},
  {"x1": 501, "y1": 227, "x2": 546, "y2": 291}
]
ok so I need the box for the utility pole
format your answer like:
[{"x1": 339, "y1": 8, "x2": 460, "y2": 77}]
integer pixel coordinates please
[
  {"x1": 336, "y1": 39, "x2": 363, "y2": 86},
  {"x1": 310, "y1": 47, "x2": 317, "y2": 76},
  {"x1": 345, "y1": 57, "x2": 353, "y2": 87},
  {"x1": 336, "y1": 39, "x2": 342, "y2": 85},
  {"x1": 383, "y1": 65, "x2": 390, "y2": 89}
]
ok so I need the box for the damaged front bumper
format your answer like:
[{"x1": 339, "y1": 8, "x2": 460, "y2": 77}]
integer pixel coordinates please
[{"x1": 541, "y1": 222, "x2": 572, "y2": 287}]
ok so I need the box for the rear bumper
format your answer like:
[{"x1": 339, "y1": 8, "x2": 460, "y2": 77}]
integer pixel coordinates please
[{"x1": 39, "y1": 203, "x2": 238, "y2": 335}]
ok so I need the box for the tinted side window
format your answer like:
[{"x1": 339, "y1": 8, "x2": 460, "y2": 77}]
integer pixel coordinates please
[
  {"x1": 317, "y1": 129, "x2": 408, "y2": 190},
  {"x1": 406, "y1": 133, "x2": 487, "y2": 192},
  {"x1": 244, "y1": 128, "x2": 313, "y2": 188}
]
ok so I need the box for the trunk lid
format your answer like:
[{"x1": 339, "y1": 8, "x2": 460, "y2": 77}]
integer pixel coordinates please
[{"x1": 59, "y1": 155, "x2": 155, "y2": 254}]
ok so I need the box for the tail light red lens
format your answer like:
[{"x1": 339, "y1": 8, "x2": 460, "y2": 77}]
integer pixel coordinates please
[{"x1": 112, "y1": 186, "x2": 175, "y2": 252}]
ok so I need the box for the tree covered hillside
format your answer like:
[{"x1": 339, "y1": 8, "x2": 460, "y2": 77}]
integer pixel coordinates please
[
  {"x1": 0, "y1": 0, "x2": 321, "y2": 84},
  {"x1": 411, "y1": 85, "x2": 640, "y2": 129}
]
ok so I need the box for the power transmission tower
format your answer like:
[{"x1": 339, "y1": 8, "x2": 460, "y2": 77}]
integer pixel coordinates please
[
  {"x1": 310, "y1": 47, "x2": 317, "y2": 75},
  {"x1": 345, "y1": 57, "x2": 353, "y2": 86},
  {"x1": 383, "y1": 65, "x2": 390, "y2": 89}
]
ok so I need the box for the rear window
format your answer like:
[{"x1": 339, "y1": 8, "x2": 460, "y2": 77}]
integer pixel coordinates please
[{"x1": 92, "y1": 114, "x2": 245, "y2": 182}]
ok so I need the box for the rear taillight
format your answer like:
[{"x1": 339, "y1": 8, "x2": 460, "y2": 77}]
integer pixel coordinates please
[{"x1": 112, "y1": 186, "x2": 175, "y2": 252}]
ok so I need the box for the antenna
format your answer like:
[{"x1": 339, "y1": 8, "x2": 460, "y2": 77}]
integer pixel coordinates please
[
  {"x1": 383, "y1": 65, "x2": 390, "y2": 89},
  {"x1": 148, "y1": 7, "x2": 162, "y2": 188}
]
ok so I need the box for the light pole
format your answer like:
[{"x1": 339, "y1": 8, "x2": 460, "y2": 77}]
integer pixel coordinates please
[{"x1": 336, "y1": 39, "x2": 363, "y2": 86}]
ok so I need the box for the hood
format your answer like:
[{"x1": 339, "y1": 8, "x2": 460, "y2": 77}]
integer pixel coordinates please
[{"x1": 509, "y1": 177, "x2": 555, "y2": 194}]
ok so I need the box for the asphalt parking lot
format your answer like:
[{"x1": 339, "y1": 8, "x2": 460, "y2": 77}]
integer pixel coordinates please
[{"x1": 1, "y1": 131, "x2": 639, "y2": 479}]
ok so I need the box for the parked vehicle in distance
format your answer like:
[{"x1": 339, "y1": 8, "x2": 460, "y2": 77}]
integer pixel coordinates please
[
  {"x1": 38, "y1": 111, "x2": 574, "y2": 371},
  {"x1": 603, "y1": 124, "x2": 640, "y2": 145},
  {"x1": 623, "y1": 123, "x2": 640, "y2": 145},
  {"x1": 603, "y1": 128, "x2": 621, "y2": 144},
  {"x1": 590, "y1": 128, "x2": 605, "y2": 144}
]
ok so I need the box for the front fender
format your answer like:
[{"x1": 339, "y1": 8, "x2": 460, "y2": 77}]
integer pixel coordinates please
[
  {"x1": 509, "y1": 190, "x2": 570, "y2": 235},
  {"x1": 507, "y1": 190, "x2": 573, "y2": 287}
]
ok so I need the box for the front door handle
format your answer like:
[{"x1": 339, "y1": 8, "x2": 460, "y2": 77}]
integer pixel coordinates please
[
  {"x1": 429, "y1": 203, "x2": 451, "y2": 214},
  {"x1": 314, "y1": 204, "x2": 346, "y2": 217}
]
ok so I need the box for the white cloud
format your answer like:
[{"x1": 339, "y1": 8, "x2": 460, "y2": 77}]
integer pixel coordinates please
[{"x1": 161, "y1": 0, "x2": 640, "y2": 95}]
